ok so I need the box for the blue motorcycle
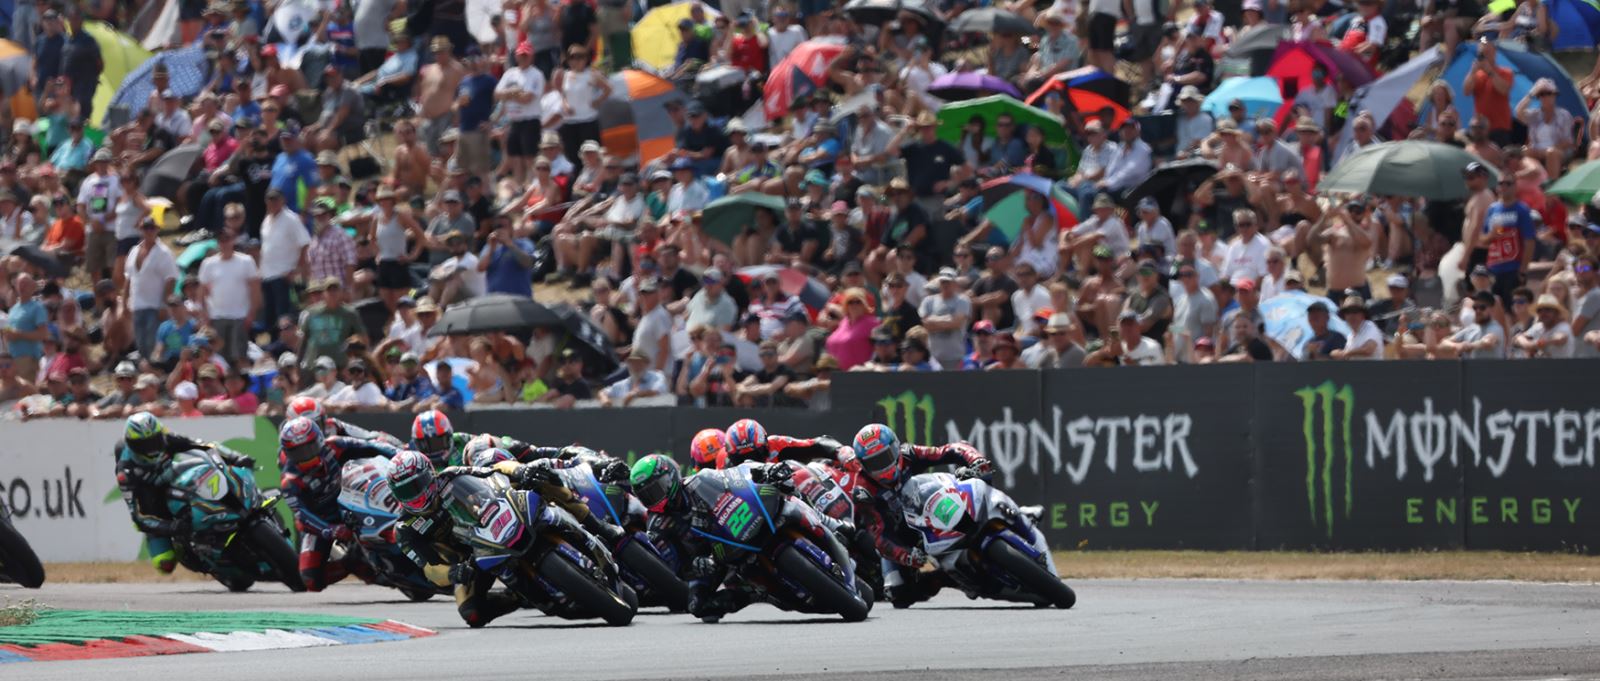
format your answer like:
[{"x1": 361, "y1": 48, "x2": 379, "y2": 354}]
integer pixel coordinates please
[
  {"x1": 556, "y1": 462, "x2": 690, "y2": 612},
  {"x1": 166, "y1": 448, "x2": 304, "y2": 592},
  {"x1": 337, "y1": 456, "x2": 451, "y2": 601}
]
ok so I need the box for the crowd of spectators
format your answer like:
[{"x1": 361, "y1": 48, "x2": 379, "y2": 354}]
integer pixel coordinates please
[{"x1": 3, "y1": 0, "x2": 1600, "y2": 421}]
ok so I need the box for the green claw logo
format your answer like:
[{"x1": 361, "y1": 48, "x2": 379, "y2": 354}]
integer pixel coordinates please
[
  {"x1": 1296, "y1": 381, "x2": 1355, "y2": 538},
  {"x1": 878, "y1": 391, "x2": 936, "y2": 445}
]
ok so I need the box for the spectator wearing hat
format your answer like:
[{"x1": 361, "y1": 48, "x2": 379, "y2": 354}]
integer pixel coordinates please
[
  {"x1": 1033, "y1": 314, "x2": 1087, "y2": 369},
  {"x1": 1086, "y1": 311, "x2": 1167, "y2": 365},
  {"x1": 383, "y1": 351, "x2": 438, "y2": 409},
  {"x1": 59, "y1": 8, "x2": 100, "y2": 121},
  {"x1": 1515, "y1": 79, "x2": 1576, "y2": 180},
  {"x1": 916, "y1": 268, "x2": 970, "y2": 369},
  {"x1": 304, "y1": 198, "x2": 356, "y2": 291},
  {"x1": 428, "y1": 230, "x2": 486, "y2": 306},
  {"x1": 896, "y1": 111, "x2": 963, "y2": 207},
  {"x1": 1366, "y1": 273, "x2": 1418, "y2": 334},
  {"x1": 552, "y1": 44, "x2": 612, "y2": 165},
  {"x1": 1330, "y1": 296, "x2": 1384, "y2": 360},
  {"x1": 123, "y1": 216, "x2": 177, "y2": 361},
  {"x1": 495, "y1": 42, "x2": 548, "y2": 185},
  {"x1": 325, "y1": 359, "x2": 390, "y2": 412},
  {"x1": 672, "y1": 100, "x2": 727, "y2": 177},
  {"x1": 960, "y1": 320, "x2": 999, "y2": 369},
  {"x1": 71, "y1": 147, "x2": 120, "y2": 278},
  {"x1": 683, "y1": 267, "x2": 736, "y2": 331},
  {"x1": 50, "y1": 118, "x2": 95, "y2": 178},
  {"x1": 982, "y1": 332, "x2": 1022, "y2": 370},
  {"x1": 1511, "y1": 294, "x2": 1575, "y2": 358},
  {"x1": 1435, "y1": 290, "x2": 1508, "y2": 359},
  {"x1": 1173, "y1": 86, "x2": 1214, "y2": 154},
  {"x1": 1067, "y1": 119, "x2": 1118, "y2": 211},
  {"x1": 269, "y1": 131, "x2": 319, "y2": 215},
  {"x1": 534, "y1": 348, "x2": 591, "y2": 409},
  {"x1": 666, "y1": 157, "x2": 712, "y2": 216},
  {"x1": 1065, "y1": 193, "x2": 1130, "y2": 271},
  {"x1": 195, "y1": 228, "x2": 259, "y2": 365},
  {"x1": 602, "y1": 349, "x2": 669, "y2": 407},
  {"x1": 1126, "y1": 258, "x2": 1175, "y2": 340},
  {"x1": 84, "y1": 361, "x2": 140, "y2": 418}
]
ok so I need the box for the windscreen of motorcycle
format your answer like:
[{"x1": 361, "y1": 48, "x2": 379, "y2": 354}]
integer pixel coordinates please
[
  {"x1": 340, "y1": 458, "x2": 400, "y2": 517},
  {"x1": 902, "y1": 474, "x2": 967, "y2": 533},
  {"x1": 188, "y1": 463, "x2": 229, "y2": 502}
]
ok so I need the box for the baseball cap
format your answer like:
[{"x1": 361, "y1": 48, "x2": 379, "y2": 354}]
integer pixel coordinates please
[
  {"x1": 1387, "y1": 274, "x2": 1409, "y2": 288},
  {"x1": 314, "y1": 356, "x2": 338, "y2": 371},
  {"x1": 702, "y1": 267, "x2": 724, "y2": 284},
  {"x1": 173, "y1": 381, "x2": 199, "y2": 400},
  {"x1": 278, "y1": 351, "x2": 298, "y2": 368},
  {"x1": 972, "y1": 320, "x2": 996, "y2": 335},
  {"x1": 1470, "y1": 264, "x2": 1492, "y2": 278},
  {"x1": 114, "y1": 361, "x2": 137, "y2": 378}
]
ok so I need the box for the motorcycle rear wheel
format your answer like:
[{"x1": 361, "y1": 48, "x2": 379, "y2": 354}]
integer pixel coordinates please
[
  {"x1": 619, "y1": 541, "x2": 689, "y2": 612},
  {"x1": 776, "y1": 545, "x2": 869, "y2": 622},
  {"x1": 400, "y1": 587, "x2": 435, "y2": 602},
  {"x1": 246, "y1": 520, "x2": 306, "y2": 592},
  {"x1": 536, "y1": 551, "x2": 636, "y2": 626},
  {"x1": 984, "y1": 540, "x2": 1075, "y2": 609},
  {"x1": 0, "y1": 520, "x2": 44, "y2": 588}
]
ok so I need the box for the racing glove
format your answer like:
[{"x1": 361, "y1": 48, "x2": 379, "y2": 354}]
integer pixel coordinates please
[
  {"x1": 511, "y1": 461, "x2": 561, "y2": 487},
  {"x1": 447, "y1": 560, "x2": 478, "y2": 585},
  {"x1": 907, "y1": 547, "x2": 930, "y2": 568},
  {"x1": 752, "y1": 463, "x2": 794, "y2": 492},
  {"x1": 687, "y1": 556, "x2": 719, "y2": 579},
  {"x1": 328, "y1": 525, "x2": 355, "y2": 542}
]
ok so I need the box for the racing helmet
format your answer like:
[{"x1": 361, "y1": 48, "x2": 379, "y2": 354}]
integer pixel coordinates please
[
  {"x1": 689, "y1": 428, "x2": 733, "y2": 469},
  {"x1": 725, "y1": 419, "x2": 767, "y2": 460},
  {"x1": 124, "y1": 411, "x2": 169, "y2": 463},
  {"x1": 279, "y1": 417, "x2": 325, "y2": 473},
  {"x1": 460, "y1": 434, "x2": 499, "y2": 467},
  {"x1": 851, "y1": 423, "x2": 904, "y2": 487},
  {"x1": 286, "y1": 395, "x2": 328, "y2": 431},
  {"x1": 468, "y1": 446, "x2": 516, "y2": 469},
  {"x1": 411, "y1": 410, "x2": 454, "y2": 464},
  {"x1": 630, "y1": 454, "x2": 683, "y2": 514},
  {"x1": 389, "y1": 450, "x2": 442, "y2": 514}
]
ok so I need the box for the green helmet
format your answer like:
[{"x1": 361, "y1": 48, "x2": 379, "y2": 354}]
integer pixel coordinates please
[
  {"x1": 630, "y1": 454, "x2": 683, "y2": 514},
  {"x1": 124, "y1": 412, "x2": 169, "y2": 462}
]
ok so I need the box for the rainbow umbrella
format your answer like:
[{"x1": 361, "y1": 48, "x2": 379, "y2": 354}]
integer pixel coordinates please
[
  {"x1": 978, "y1": 174, "x2": 1078, "y2": 246},
  {"x1": 599, "y1": 69, "x2": 687, "y2": 165},
  {"x1": 1025, "y1": 67, "x2": 1132, "y2": 130},
  {"x1": 628, "y1": 2, "x2": 722, "y2": 70},
  {"x1": 763, "y1": 37, "x2": 846, "y2": 119},
  {"x1": 83, "y1": 20, "x2": 152, "y2": 129}
]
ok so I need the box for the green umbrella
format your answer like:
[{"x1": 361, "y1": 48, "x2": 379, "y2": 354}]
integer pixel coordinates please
[
  {"x1": 1547, "y1": 160, "x2": 1600, "y2": 205},
  {"x1": 702, "y1": 193, "x2": 788, "y2": 246},
  {"x1": 936, "y1": 94, "x2": 1069, "y2": 147},
  {"x1": 1319, "y1": 141, "x2": 1496, "y2": 201}
]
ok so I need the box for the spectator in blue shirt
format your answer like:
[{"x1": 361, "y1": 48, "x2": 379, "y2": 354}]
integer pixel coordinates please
[
  {"x1": 478, "y1": 218, "x2": 536, "y2": 297},
  {"x1": 31, "y1": 10, "x2": 64, "y2": 92},
  {"x1": 153, "y1": 296, "x2": 197, "y2": 370},
  {"x1": 49, "y1": 119, "x2": 93, "y2": 173},
  {"x1": 425, "y1": 361, "x2": 466, "y2": 411},
  {"x1": 384, "y1": 352, "x2": 438, "y2": 407},
  {"x1": 270, "y1": 130, "x2": 319, "y2": 214},
  {"x1": 454, "y1": 55, "x2": 498, "y2": 177},
  {"x1": 2, "y1": 273, "x2": 49, "y2": 380}
]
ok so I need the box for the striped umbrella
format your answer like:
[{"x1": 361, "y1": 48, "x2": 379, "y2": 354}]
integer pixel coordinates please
[
  {"x1": 83, "y1": 20, "x2": 153, "y2": 129},
  {"x1": 977, "y1": 174, "x2": 1078, "y2": 246},
  {"x1": 0, "y1": 40, "x2": 30, "y2": 97},
  {"x1": 105, "y1": 45, "x2": 209, "y2": 127},
  {"x1": 599, "y1": 69, "x2": 687, "y2": 166},
  {"x1": 1025, "y1": 67, "x2": 1132, "y2": 130},
  {"x1": 763, "y1": 37, "x2": 847, "y2": 120},
  {"x1": 736, "y1": 265, "x2": 831, "y2": 313}
]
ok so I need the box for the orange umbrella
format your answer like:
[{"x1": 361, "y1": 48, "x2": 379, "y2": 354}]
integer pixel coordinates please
[{"x1": 599, "y1": 69, "x2": 687, "y2": 165}]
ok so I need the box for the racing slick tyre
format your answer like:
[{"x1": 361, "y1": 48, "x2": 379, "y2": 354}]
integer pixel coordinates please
[
  {"x1": 218, "y1": 575, "x2": 256, "y2": 592},
  {"x1": 0, "y1": 520, "x2": 44, "y2": 588},
  {"x1": 619, "y1": 540, "x2": 689, "y2": 612},
  {"x1": 247, "y1": 520, "x2": 306, "y2": 592},
  {"x1": 537, "y1": 551, "x2": 637, "y2": 626},
  {"x1": 776, "y1": 545, "x2": 870, "y2": 622},
  {"x1": 984, "y1": 539, "x2": 1075, "y2": 609},
  {"x1": 401, "y1": 587, "x2": 435, "y2": 602}
]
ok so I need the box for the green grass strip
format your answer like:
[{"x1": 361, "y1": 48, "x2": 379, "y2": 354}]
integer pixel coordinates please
[{"x1": 0, "y1": 610, "x2": 382, "y2": 646}]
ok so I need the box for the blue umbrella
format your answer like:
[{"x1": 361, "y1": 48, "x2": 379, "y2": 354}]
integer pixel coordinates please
[
  {"x1": 1425, "y1": 41, "x2": 1586, "y2": 124},
  {"x1": 1259, "y1": 291, "x2": 1354, "y2": 361},
  {"x1": 1201, "y1": 76, "x2": 1283, "y2": 121},
  {"x1": 1550, "y1": 0, "x2": 1600, "y2": 49},
  {"x1": 104, "y1": 44, "x2": 209, "y2": 127}
]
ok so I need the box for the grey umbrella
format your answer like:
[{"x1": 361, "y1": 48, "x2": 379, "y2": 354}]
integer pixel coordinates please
[
  {"x1": 426, "y1": 294, "x2": 565, "y2": 337},
  {"x1": 142, "y1": 144, "x2": 203, "y2": 200},
  {"x1": 1318, "y1": 141, "x2": 1497, "y2": 201},
  {"x1": 949, "y1": 8, "x2": 1036, "y2": 34}
]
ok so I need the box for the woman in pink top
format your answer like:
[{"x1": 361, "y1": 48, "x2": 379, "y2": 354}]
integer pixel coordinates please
[{"x1": 824, "y1": 287, "x2": 879, "y2": 369}]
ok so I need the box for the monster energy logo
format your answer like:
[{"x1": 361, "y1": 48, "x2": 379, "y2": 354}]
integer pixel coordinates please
[
  {"x1": 1296, "y1": 381, "x2": 1355, "y2": 538},
  {"x1": 878, "y1": 391, "x2": 936, "y2": 445}
]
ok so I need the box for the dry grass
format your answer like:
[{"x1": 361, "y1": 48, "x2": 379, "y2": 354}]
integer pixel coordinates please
[
  {"x1": 1054, "y1": 550, "x2": 1600, "y2": 582},
  {"x1": 0, "y1": 598, "x2": 45, "y2": 627},
  {"x1": 42, "y1": 563, "x2": 209, "y2": 584}
]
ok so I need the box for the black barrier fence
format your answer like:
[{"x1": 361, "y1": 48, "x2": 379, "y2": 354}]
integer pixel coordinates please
[{"x1": 341, "y1": 360, "x2": 1600, "y2": 552}]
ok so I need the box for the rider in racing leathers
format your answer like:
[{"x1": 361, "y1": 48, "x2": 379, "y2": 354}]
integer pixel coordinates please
[
  {"x1": 277, "y1": 416, "x2": 404, "y2": 591},
  {"x1": 721, "y1": 418, "x2": 851, "y2": 468},
  {"x1": 115, "y1": 412, "x2": 257, "y2": 573},
  {"x1": 286, "y1": 396, "x2": 402, "y2": 445},
  {"x1": 388, "y1": 452, "x2": 619, "y2": 627}
]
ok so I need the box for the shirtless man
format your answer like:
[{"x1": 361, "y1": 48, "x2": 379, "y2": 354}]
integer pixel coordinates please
[
  {"x1": 1074, "y1": 244, "x2": 1127, "y2": 339},
  {"x1": 261, "y1": 45, "x2": 308, "y2": 97},
  {"x1": 1200, "y1": 120, "x2": 1253, "y2": 170},
  {"x1": 390, "y1": 118, "x2": 432, "y2": 196},
  {"x1": 416, "y1": 36, "x2": 468, "y2": 155},
  {"x1": 1457, "y1": 161, "x2": 1497, "y2": 272},
  {"x1": 1306, "y1": 201, "x2": 1376, "y2": 299}
]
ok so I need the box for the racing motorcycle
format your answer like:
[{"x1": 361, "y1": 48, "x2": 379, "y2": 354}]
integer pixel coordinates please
[
  {"x1": 443, "y1": 473, "x2": 637, "y2": 626},
  {"x1": 555, "y1": 463, "x2": 690, "y2": 612},
  {"x1": 0, "y1": 497, "x2": 44, "y2": 588},
  {"x1": 336, "y1": 456, "x2": 450, "y2": 601},
  {"x1": 688, "y1": 466, "x2": 872, "y2": 622},
  {"x1": 781, "y1": 459, "x2": 883, "y2": 600},
  {"x1": 899, "y1": 471, "x2": 1074, "y2": 609},
  {"x1": 166, "y1": 448, "x2": 306, "y2": 592}
]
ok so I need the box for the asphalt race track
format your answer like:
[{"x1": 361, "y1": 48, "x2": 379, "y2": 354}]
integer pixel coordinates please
[{"x1": 8, "y1": 579, "x2": 1600, "y2": 680}]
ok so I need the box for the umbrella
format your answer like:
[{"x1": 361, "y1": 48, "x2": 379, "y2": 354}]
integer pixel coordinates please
[
  {"x1": 1201, "y1": 76, "x2": 1282, "y2": 121},
  {"x1": 928, "y1": 72, "x2": 1023, "y2": 101},
  {"x1": 106, "y1": 44, "x2": 211, "y2": 127},
  {"x1": 3, "y1": 243, "x2": 68, "y2": 278},
  {"x1": 695, "y1": 65, "x2": 758, "y2": 118},
  {"x1": 1335, "y1": 48, "x2": 1446, "y2": 152},
  {"x1": 1546, "y1": 160, "x2": 1600, "y2": 205},
  {"x1": 630, "y1": 2, "x2": 722, "y2": 70},
  {"x1": 842, "y1": 0, "x2": 943, "y2": 27},
  {"x1": 1024, "y1": 67, "x2": 1132, "y2": 130},
  {"x1": 736, "y1": 265, "x2": 832, "y2": 311},
  {"x1": 0, "y1": 40, "x2": 29, "y2": 97},
  {"x1": 763, "y1": 38, "x2": 847, "y2": 120},
  {"x1": 84, "y1": 20, "x2": 153, "y2": 130},
  {"x1": 936, "y1": 94, "x2": 1069, "y2": 147},
  {"x1": 702, "y1": 193, "x2": 787, "y2": 246},
  {"x1": 1318, "y1": 141, "x2": 1495, "y2": 201},
  {"x1": 977, "y1": 174, "x2": 1078, "y2": 246},
  {"x1": 1550, "y1": 0, "x2": 1600, "y2": 49},
  {"x1": 1267, "y1": 42, "x2": 1375, "y2": 94},
  {"x1": 599, "y1": 69, "x2": 687, "y2": 166},
  {"x1": 1217, "y1": 24, "x2": 1287, "y2": 79},
  {"x1": 1259, "y1": 290, "x2": 1354, "y2": 361},
  {"x1": 1119, "y1": 158, "x2": 1219, "y2": 216},
  {"x1": 948, "y1": 7, "x2": 1035, "y2": 34},
  {"x1": 465, "y1": 0, "x2": 502, "y2": 45},
  {"x1": 141, "y1": 143, "x2": 202, "y2": 200},
  {"x1": 1424, "y1": 41, "x2": 1586, "y2": 125},
  {"x1": 427, "y1": 294, "x2": 564, "y2": 336},
  {"x1": 551, "y1": 304, "x2": 620, "y2": 376}
]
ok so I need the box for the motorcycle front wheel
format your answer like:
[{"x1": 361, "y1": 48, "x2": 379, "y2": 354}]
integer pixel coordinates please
[
  {"x1": 775, "y1": 545, "x2": 870, "y2": 622},
  {"x1": 984, "y1": 539, "x2": 1075, "y2": 609},
  {"x1": 619, "y1": 540, "x2": 689, "y2": 612},
  {"x1": 536, "y1": 550, "x2": 636, "y2": 626},
  {"x1": 0, "y1": 519, "x2": 44, "y2": 588},
  {"x1": 245, "y1": 520, "x2": 306, "y2": 592}
]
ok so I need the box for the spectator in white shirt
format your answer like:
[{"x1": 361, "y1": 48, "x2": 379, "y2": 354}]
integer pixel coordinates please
[
  {"x1": 196, "y1": 228, "x2": 261, "y2": 365},
  {"x1": 602, "y1": 350, "x2": 668, "y2": 406},
  {"x1": 154, "y1": 89, "x2": 192, "y2": 141},
  {"x1": 1332, "y1": 296, "x2": 1385, "y2": 360},
  {"x1": 1010, "y1": 262, "x2": 1052, "y2": 336},
  {"x1": 767, "y1": 7, "x2": 807, "y2": 69},
  {"x1": 1333, "y1": 112, "x2": 1381, "y2": 167},
  {"x1": 297, "y1": 356, "x2": 348, "y2": 400},
  {"x1": 428, "y1": 232, "x2": 485, "y2": 305},
  {"x1": 1512, "y1": 295, "x2": 1576, "y2": 358},
  {"x1": 495, "y1": 42, "x2": 548, "y2": 185},
  {"x1": 1174, "y1": 86, "x2": 1214, "y2": 155},
  {"x1": 1067, "y1": 118, "x2": 1119, "y2": 213},
  {"x1": 1221, "y1": 208, "x2": 1271, "y2": 285},
  {"x1": 1134, "y1": 197, "x2": 1177, "y2": 256},
  {"x1": 258, "y1": 188, "x2": 310, "y2": 339},
  {"x1": 326, "y1": 360, "x2": 390, "y2": 411},
  {"x1": 1101, "y1": 119, "x2": 1153, "y2": 195},
  {"x1": 123, "y1": 217, "x2": 178, "y2": 362}
]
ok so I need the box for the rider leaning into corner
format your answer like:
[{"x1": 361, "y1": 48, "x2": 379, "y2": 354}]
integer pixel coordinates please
[
  {"x1": 718, "y1": 418, "x2": 850, "y2": 468},
  {"x1": 387, "y1": 450, "x2": 619, "y2": 627},
  {"x1": 286, "y1": 395, "x2": 403, "y2": 445},
  {"x1": 116, "y1": 412, "x2": 257, "y2": 574},
  {"x1": 277, "y1": 416, "x2": 405, "y2": 591}
]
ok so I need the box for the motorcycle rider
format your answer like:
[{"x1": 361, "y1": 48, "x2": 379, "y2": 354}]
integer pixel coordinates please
[
  {"x1": 410, "y1": 409, "x2": 601, "y2": 472},
  {"x1": 631, "y1": 453, "x2": 854, "y2": 623},
  {"x1": 388, "y1": 450, "x2": 620, "y2": 627},
  {"x1": 278, "y1": 416, "x2": 404, "y2": 591},
  {"x1": 286, "y1": 395, "x2": 402, "y2": 445},
  {"x1": 116, "y1": 412, "x2": 257, "y2": 573},
  {"x1": 688, "y1": 428, "x2": 731, "y2": 471},
  {"x1": 722, "y1": 418, "x2": 850, "y2": 468},
  {"x1": 843, "y1": 423, "x2": 994, "y2": 606},
  {"x1": 456, "y1": 436, "x2": 627, "y2": 543}
]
